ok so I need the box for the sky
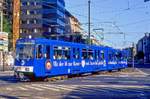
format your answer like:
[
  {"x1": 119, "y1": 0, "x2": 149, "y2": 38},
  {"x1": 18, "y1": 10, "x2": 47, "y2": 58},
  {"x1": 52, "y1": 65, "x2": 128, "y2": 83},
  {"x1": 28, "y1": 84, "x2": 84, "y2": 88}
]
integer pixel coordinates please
[{"x1": 65, "y1": 0, "x2": 150, "y2": 48}]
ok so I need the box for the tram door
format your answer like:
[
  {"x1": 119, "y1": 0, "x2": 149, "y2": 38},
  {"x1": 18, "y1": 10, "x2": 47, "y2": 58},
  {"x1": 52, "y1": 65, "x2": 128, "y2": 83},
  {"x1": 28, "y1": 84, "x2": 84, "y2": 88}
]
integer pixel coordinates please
[
  {"x1": 35, "y1": 44, "x2": 46, "y2": 76},
  {"x1": 44, "y1": 45, "x2": 51, "y2": 73}
]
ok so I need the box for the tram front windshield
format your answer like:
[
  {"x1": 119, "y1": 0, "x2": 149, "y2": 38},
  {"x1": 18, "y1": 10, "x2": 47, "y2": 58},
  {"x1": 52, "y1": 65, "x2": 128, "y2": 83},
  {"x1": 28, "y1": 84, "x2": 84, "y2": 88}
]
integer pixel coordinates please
[{"x1": 16, "y1": 44, "x2": 34, "y2": 60}]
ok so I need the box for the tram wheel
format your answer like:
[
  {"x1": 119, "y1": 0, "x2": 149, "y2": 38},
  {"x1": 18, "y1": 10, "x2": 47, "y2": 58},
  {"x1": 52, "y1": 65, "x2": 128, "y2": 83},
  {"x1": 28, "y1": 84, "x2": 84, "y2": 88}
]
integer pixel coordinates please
[{"x1": 109, "y1": 70, "x2": 112, "y2": 72}]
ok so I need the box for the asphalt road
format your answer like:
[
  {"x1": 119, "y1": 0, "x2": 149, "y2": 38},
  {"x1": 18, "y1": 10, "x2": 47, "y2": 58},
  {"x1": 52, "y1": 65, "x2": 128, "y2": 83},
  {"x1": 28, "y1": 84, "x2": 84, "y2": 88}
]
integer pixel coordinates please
[{"x1": 0, "y1": 68, "x2": 150, "y2": 99}]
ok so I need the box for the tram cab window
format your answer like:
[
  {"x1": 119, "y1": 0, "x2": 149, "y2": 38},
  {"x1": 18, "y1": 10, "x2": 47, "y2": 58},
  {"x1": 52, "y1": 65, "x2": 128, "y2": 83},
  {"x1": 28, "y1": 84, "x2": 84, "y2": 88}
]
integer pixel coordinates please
[
  {"x1": 36, "y1": 45, "x2": 43, "y2": 59},
  {"x1": 46, "y1": 45, "x2": 50, "y2": 59},
  {"x1": 73, "y1": 48, "x2": 80, "y2": 59}
]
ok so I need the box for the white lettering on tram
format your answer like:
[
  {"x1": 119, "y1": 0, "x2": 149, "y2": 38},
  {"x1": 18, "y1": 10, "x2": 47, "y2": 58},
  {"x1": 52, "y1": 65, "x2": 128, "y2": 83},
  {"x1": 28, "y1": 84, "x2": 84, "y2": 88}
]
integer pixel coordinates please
[{"x1": 53, "y1": 61, "x2": 105, "y2": 67}]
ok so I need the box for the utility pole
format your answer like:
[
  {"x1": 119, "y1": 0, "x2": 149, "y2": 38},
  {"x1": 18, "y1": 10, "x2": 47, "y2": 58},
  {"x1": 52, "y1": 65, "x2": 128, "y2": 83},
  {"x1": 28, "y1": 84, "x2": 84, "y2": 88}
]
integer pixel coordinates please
[
  {"x1": 13, "y1": 0, "x2": 20, "y2": 51},
  {"x1": 88, "y1": 0, "x2": 91, "y2": 45},
  {"x1": 132, "y1": 42, "x2": 135, "y2": 71}
]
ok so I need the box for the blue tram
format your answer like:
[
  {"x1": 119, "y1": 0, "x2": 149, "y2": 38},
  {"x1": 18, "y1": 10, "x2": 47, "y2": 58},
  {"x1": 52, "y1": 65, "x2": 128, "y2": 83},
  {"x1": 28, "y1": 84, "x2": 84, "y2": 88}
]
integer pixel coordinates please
[{"x1": 14, "y1": 38, "x2": 128, "y2": 79}]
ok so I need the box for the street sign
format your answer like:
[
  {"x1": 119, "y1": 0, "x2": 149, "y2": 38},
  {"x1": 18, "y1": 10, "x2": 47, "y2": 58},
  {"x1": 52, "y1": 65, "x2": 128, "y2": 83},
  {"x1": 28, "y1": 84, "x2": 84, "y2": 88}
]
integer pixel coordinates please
[{"x1": 144, "y1": 0, "x2": 150, "y2": 2}]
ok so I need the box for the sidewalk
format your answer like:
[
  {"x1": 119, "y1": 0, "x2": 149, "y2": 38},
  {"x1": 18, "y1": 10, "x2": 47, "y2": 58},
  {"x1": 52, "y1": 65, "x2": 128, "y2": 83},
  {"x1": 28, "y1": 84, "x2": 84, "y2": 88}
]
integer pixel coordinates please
[
  {"x1": 119, "y1": 68, "x2": 149, "y2": 77},
  {"x1": 0, "y1": 71, "x2": 14, "y2": 76}
]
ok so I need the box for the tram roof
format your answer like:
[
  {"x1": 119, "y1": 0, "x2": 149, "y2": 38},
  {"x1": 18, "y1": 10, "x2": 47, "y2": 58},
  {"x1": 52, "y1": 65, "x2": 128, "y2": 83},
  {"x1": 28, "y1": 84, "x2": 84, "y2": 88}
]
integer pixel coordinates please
[{"x1": 17, "y1": 38, "x2": 122, "y2": 50}]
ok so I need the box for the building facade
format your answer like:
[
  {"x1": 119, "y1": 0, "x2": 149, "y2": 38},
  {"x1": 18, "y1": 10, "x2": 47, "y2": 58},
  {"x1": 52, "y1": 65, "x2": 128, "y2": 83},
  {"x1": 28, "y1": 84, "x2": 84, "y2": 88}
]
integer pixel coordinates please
[
  {"x1": 20, "y1": 0, "x2": 65, "y2": 39},
  {"x1": 136, "y1": 33, "x2": 150, "y2": 63},
  {"x1": 3, "y1": 0, "x2": 12, "y2": 19},
  {"x1": 0, "y1": 0, "x2": 12, "y2": 21},
  {"x1": 65, "y1": 10, "x2": 81, "y2": 34},
  {"x1": 65, "y1": 10, "x2": 82, "y2": 42}
]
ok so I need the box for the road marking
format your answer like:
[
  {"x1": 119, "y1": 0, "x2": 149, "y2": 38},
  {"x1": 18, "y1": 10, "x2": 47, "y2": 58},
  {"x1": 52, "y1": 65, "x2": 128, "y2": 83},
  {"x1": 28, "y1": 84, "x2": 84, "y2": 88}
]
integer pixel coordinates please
[
  {"x1": 117, "y1": 80, "x2": 138, "y2": 83},
  {"x1": 17, "y1": 86, "x2": 28, "y2": 91},
  {"x1": 81, "y1": 80, "x2": 101, "y2": 83},
  {"x1": 24, "y1": 85, "x2": 43, "y2": 91},
  {"x1": 81, "y1": 85, "x2": 149, "y2": 89},
  {"x1": 102, "y1": 87, "x2": 127, "y2": 93},
  {"x1": 66, "y1": 95, "x2": 81, "y2": 99},
  {"x1": 6, "y1": 87, "x2": 13, "y2": 91},
  {"x1": 59, "y1": 85, "x2": 109, "y2": 93},
  {"x1": 58, "y1": 85, "x2": 91, "y2": 93},
  {"x1": 35, "y1": 96, "x2": 49, "y2": 99},
  {"x1": 136, "y1": 69, "x2": 149, "y2": 75},
  {"x1": 104, "y1": 77, "x2": 116, "y2": 80},
  {"x1": 81, "y1": 86, "x2": 109, "y2": 93},
  {"x1": 114, "y1": 88, "x2": 145, "y2": 93},
  {"x1": 32, "y1": 84, "x2": 60, "y2": 92}
]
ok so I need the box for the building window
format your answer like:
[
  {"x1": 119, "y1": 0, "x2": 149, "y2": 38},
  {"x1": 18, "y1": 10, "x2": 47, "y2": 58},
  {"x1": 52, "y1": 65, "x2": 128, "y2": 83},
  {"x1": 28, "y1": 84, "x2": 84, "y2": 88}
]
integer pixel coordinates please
[
  {"x1": 27, "y1": 2, "x2": 30, "y2": 6},
  {"x1": 48, "y1": 28, "x2": 51, "y2": 32},
  {"x1": 34, "y1": 28, "x2": 38, "y2": 33},
  {"x1": 30, "y1": 10, "x2": 34, "y2": 15},
  {"x1": 21, "y1": 2, "x2": 27, "y2": 6},
  {"x1": 34, "y1": 19, "x2": 37, "y2": 24},
  {"x1": 27, "y1": 20, "x2": 30, "y2": 24},
  {"x1": 30, "y1": 2, "x2": 34, "y2": 6},
  {"x1": 20, "y1": 29, "x2": 22, "y2": 34},
  {"x1": 27, "y1": 10, "x2": 30, "y2": 15}
]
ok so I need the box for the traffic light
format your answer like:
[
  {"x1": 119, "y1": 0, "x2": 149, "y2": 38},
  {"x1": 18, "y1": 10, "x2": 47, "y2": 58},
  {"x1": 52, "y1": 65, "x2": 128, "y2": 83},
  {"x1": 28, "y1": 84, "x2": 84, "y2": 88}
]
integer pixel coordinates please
[{"x1": 144, "y1": 0, "x2": 150, "y2": 2}]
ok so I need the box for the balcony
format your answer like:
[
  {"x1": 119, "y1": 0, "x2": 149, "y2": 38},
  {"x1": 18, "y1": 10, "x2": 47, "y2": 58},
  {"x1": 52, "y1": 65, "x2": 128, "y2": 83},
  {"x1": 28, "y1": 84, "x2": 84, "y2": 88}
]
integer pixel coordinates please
[
  {"x1": 21, "y1": 24, "x2": 42, "y2": 29},
  {"x1": 21, "y1": 5, "x2": 42, "y2": 10},
  {"x1": 20, "y1": 14, "x2": 42, "y2": 19}
]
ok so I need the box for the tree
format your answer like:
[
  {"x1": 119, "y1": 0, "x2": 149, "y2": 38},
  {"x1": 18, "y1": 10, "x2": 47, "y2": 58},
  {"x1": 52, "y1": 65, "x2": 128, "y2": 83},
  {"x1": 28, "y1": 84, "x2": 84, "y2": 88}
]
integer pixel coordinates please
[
  {"x1": 3, "y1": 17, "x2": 12, "y2": 51},
  {"x1": 3, "y1": 17, "x2": 11, "y2": 33}
]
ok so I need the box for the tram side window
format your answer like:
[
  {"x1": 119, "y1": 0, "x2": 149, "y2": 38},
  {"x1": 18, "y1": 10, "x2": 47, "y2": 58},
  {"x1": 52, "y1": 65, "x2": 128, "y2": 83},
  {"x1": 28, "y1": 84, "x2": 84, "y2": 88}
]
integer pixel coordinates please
[
  {"x1": 53, "y1": 47, "x2": 62, "y2": 60},
  {"x1": 113, "y1": 53, "x2": 116, "y2": 61},
  {"x1": 108, "y1": 52, "x2": 114, "y2": 61},
  {"x1": 73, "y1": 48, "x2": 80, "y2": 59},
  {"x1": 94, "y1": 50, "x2": 99, "y2": 60},
  {"x1": 82, "y1": 49, "x2": 88, "y2": 59},
  {"x1": 100, "y1": 51, "x2": 104, "y2": 61},
  {"x1": 63, "y1": 47, "x2": 71, "y2": 60},
  {"x1": 46, "y1": 45, "x2": 50, "y2": 59},
  {"x1": 36, "y1": 45, "x2": 43, "y2": 59},
  {"x1": 116, "y1": 52, "x2": 122, "y2": 60},
  {"x1": 108, "y1": 53, "x2": 112, "y2": 61},
  {"x1": 88, "y1": 49, "x2": 94, "y2": 60}
]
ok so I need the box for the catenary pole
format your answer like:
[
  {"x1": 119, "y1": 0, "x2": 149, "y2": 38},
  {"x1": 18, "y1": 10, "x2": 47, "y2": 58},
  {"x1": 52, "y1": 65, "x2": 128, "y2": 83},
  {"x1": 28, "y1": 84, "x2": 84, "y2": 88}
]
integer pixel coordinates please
[{"x1": 88, "y1": 0, "x2": 91, "y2": 45}]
